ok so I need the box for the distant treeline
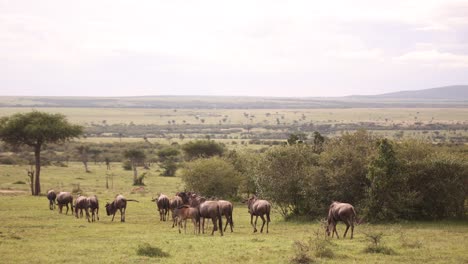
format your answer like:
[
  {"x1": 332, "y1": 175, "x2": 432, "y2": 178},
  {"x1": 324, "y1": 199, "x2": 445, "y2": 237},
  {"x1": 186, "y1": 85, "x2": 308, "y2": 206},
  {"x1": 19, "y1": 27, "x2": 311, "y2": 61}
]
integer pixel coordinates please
[
  {"x1": 1, "y1": 95, "x2": 467, "y2": 109},
  {"x1": 83, "y1": 122, "x2": 468, "y2": 143}
]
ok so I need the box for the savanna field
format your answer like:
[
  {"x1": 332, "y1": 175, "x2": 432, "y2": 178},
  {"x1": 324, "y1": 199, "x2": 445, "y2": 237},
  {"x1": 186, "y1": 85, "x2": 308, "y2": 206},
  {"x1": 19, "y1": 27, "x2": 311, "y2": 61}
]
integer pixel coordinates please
[{"x1": 1, "y1": 163, "x2": 467, "y2": 264}]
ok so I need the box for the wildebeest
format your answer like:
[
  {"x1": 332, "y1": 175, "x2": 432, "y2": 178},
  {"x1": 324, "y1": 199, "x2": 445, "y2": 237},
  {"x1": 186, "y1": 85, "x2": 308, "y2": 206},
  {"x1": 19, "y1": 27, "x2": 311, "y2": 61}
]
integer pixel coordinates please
[
  {"x1": 105, "y1": 194, "x2": 139, "y2": 222},
  {"x1": 246, "y1": 196, "x2": 271, "y2": 233},
  {"x1": 176, "y1": 191, "x2": 190, "y2": 205},
  {"x1": 189, "y1": 193, "x2": 206, "y2": 208},
  {"x1": 174, "y1": 205, "x2": 200, "y2": 234},
  {"x1": 218, "y1": 200, "x2": 234, "y2": 232},
  {"x1": 56, "y1": 192, "x2": 74, "y2": 214},
  {"x1": 87, "y1": 195, "x2": 99, "y2": 222},
  {"x1": 152, "y1": 194, "x2": 170, "y2": 221},
  {"x1": 47, "y1": 190, "x2": 56, "y2": 210},
  {"x1": 170, "y1": 196, "x2": 183, "y2": 227},
  {"x1": 199, "y1": 200, "x2": 223, "y2": 236},
  {"x1": 325, "y1": 201, "x2": 357, "y2": 239},
  {"x1": 74, "y1": 195, "x2": 90, "y2": 222}
]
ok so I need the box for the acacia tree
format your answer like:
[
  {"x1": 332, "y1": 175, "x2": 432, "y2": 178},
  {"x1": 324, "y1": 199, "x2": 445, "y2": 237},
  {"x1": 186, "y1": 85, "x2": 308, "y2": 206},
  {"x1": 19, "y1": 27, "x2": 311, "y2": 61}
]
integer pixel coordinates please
[
  {"x1": 123, "y1": 149, "x2": 146, "y2": 185},
  {"x1": 0, "y1": 111, "x2": 83, "y2": 195},
  {"x1": 76, "y1": 145, "x2": 91, "y2": 172}
]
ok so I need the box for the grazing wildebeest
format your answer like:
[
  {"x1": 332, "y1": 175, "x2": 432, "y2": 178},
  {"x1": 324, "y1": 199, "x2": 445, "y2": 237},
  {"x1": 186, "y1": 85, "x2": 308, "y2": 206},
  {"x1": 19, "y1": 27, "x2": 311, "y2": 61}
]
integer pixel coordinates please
[
  {"x1": 176, "y1": 191, "x2": 190, "y2": 205},
  {"x1": 174, "y1": 205, "x2": 200, "y2": 234},
  {"x1": 199, "y1": 200, "x2": 223, "y2": 236},
  {"x1": 74, "y1": 195, "x2": 90, "y2": 222},
  {"x1": 87, "y1": 195, "x2": 99, "y2": 222},
  {"x1": 170, "y1": 196, "x2": 183, "y2": 227},
  {"x1": 218, "y1": 200, "x2": 234, "y2": 232},
  {"x1": 105, "y1": 195, "x2": 139, "y2": 222},
  {"x1": 56, "y1": 192, "x2": 74, "y2": 214},
  {"x1": 246, "y1": 196, "x2": 271, "y2": 233},
  {"x1": 152, "y1": 194, "x2": 170, "y2": 221},
  {"x1": 47, "y1": 190, "x2": 56, "y2": 210},
  {"x1": 325, "y1": 201, "x2": 357, "y2": 239}
]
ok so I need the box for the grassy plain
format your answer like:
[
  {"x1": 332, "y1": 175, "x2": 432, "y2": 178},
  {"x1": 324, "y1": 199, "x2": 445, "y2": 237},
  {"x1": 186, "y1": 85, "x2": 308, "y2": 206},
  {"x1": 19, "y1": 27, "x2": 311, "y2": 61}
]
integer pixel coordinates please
[
  {"x1": 1, "y1": 163, "x2": 467, "y2": 263},
  {"x1": 1, "y1": 107, "x2": 467, "y2": 126}
]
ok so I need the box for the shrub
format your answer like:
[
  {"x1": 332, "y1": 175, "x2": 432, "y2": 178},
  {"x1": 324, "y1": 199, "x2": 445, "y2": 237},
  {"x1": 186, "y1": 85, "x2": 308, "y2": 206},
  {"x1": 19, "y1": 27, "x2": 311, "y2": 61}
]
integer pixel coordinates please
[
  {"x1": 182, "y1": 140, "x2": 224, "y2": 160},
  {"x1": 363, "y1": 231, "x2": 396, "y2": 255},
  {"x1": 136, "y1": 243, "x2": 169, "y2": 258},
  {"x1": 290, "y1": 230, "x2": 334, "y2": 264},
  {"x1": 122, "y1": 160, "x2": 132, "y2": 170},
  {"x1": 13, "y1": 181, "x2": 26, "y2": 184},
  {"x1": 181, "y1": 157, "x2": 240, "y2": 198},
  {"x1": 256, "y1": 144, "x2": 321, "y2": 217}
]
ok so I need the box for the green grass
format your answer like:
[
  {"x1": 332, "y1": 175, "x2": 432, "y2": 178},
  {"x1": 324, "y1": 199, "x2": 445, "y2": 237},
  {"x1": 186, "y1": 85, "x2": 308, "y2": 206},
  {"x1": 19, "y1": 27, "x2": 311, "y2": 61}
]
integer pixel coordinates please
[{"x1": 0, "y1": 163, "x2": 468, "y2": 263}]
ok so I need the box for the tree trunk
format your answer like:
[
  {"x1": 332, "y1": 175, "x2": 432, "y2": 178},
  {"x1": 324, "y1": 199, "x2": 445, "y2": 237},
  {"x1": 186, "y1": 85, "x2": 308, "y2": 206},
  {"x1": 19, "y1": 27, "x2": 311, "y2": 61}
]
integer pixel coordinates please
[
  {"x1": 83, "y1": 161, "x2": 90, "y2": 173},
  {"x1": 34, "y1": 145, "x2": 41, "y2": 195},
  {"x1": 132, "y1": 161, "x2": 138, "y2": 183}
]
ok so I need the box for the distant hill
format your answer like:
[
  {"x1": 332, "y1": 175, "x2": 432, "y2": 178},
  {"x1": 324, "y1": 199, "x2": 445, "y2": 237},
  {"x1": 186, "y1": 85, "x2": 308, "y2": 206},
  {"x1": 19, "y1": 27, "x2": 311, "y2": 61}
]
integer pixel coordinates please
[
  {"x1": 0, "y1": 85, "x2": 467, "y2": 109},
  {"x1": 368, "y1": 85, "x2": 468, "y2": 100}
]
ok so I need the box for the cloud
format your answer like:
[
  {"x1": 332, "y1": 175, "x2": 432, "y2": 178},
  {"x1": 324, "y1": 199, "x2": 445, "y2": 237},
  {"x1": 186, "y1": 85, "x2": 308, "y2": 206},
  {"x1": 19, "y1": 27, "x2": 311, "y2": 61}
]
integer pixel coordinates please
[{"x1": 395, "y1": 49, "x2": 468, "y2": 68}]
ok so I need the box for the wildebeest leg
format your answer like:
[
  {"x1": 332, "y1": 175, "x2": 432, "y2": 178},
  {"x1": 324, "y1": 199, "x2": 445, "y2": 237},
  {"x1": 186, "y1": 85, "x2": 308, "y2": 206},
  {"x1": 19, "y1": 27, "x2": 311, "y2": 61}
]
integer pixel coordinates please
[
  {"x1": 65, "y1": 204, "x2": 69, "y2": 215},
  {"x1": 111, "y1": 211, "x2": 116, "y2": 221},
  {"x1": 333, "y1": 223, "x2": 339, "y2": 238},
  {"x1": 350, "y1": 223, "x2": 354, "y2": 239},
  {"x1": 58, "y1": 204, "x2": 63, "y2": 214},
  {"x1": 211, "y1": 218, "x2": 217, "y2": 235},
  {"x1": 250, "y1": 214, "x2": 257, "y2": 232},
  {"x1": 201, "y1": 218, "x2": 204, "y2": 234},
  {"x1": 178, "y1": 218, "x2": 182, "y2": 233},
  {"x1": 223, "y1": 216, "x2": 229, "y2": 232},
  {"x1": 260, "y1": 215, "x2": 266, "y2": 233},
  {"x1": 254, "y1": 215, "x2": 259, "y2": 233},
  {"x1": 343, "y1": 222, "x2": 350, "y2": 238},
  {"x1": 85, "y1": 208, "x2": 91, "y2": 223},
  {"x1": 121, "y1": 208, "x2": 126, "y2": 222}
]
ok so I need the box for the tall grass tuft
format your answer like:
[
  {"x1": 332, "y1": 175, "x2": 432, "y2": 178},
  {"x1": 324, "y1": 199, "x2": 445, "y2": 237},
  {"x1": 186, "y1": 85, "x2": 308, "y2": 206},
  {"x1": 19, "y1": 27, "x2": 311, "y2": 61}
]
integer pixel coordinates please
[
  {"x1": 363, "y1": 231, "x2": 396, "y2": 255},
  {"x1": 290, "y1": 229, "x2": 334, "y2": 264},
  {"x1": 136, "y1": 243, "x2": 169, "y2": 258}
]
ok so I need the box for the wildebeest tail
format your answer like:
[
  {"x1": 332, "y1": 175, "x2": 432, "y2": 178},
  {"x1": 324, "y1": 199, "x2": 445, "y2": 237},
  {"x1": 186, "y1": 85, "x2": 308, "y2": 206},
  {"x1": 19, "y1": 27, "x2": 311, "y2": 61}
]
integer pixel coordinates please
[
  {"x1": 126, "y1": 199, "x2": 139, "y2": 202},
  {"x1": 218, "y1": 206, "x2": 223, "y2": 236},
  {"x1": 351, "y1": 206, "x2": 359, "y2": 224},
  {"x1": 266, "y1": 204, "x2": 271, "y2": 222}
]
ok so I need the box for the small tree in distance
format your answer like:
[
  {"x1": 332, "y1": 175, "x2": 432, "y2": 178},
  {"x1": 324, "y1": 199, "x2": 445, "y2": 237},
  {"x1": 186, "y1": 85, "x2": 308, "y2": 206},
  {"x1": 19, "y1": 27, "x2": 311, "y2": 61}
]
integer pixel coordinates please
[
  {"x1": 182, "y1": 140, "x2": 224, "y2": 160},
  {"x1": 0, "y1": 111, "x2": 83, "y2": 195},
  {"x1": 123, "y1": 149, "x2": 146, "y2": 185}
]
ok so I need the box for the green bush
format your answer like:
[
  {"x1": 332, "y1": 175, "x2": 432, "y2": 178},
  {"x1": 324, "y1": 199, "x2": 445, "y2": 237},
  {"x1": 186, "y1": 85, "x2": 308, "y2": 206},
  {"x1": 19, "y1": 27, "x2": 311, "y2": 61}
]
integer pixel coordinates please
[
  {"x1": 136, "y1": 243, "x2": 169, "y2": 258},
  {"x1": 181, "y1": 157, "x2": 240, "y2": 198},
  {"x1": 182, "y1": 140, "x2": 224, "y2": 160}
]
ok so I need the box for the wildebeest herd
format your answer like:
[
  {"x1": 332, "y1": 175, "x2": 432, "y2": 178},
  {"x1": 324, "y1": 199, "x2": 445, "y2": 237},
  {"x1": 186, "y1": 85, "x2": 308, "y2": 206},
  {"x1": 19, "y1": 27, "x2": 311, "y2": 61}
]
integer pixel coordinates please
[{"x1": 46, "y1": 189, "x2": 358, "y2": 238}]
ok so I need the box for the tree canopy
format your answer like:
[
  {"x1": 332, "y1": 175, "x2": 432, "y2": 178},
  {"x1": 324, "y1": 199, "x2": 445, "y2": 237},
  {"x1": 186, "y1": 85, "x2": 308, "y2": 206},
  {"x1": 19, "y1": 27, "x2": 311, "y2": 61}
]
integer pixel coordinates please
[{"x1": 0, "y1": 111, "x2": 83, "y2": 195}]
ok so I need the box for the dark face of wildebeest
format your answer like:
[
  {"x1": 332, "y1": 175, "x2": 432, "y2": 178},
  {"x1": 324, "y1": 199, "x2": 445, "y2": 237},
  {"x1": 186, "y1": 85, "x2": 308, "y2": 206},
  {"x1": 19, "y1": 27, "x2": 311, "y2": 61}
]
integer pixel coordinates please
[{"x1": 105, "y1": 202, "x2": 115, "y2": 216}]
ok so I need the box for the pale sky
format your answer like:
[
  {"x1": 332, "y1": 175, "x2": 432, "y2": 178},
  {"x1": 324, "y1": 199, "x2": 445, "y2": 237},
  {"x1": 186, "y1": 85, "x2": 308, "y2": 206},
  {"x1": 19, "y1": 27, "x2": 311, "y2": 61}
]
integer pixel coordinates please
[{"x1": 1, "y1": 0, "x2": 468, "y2": 97}]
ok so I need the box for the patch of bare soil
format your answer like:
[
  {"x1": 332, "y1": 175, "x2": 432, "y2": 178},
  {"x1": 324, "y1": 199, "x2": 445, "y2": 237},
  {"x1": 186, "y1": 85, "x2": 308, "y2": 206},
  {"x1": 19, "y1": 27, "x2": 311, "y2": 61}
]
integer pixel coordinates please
[{"x1": 0, "y1": 189, "x2": 27, "y2": 195}]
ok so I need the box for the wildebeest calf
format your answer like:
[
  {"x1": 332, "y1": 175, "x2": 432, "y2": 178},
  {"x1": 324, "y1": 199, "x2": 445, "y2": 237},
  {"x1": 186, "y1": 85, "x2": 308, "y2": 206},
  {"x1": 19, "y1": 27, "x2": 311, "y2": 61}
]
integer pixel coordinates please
[
  {"x1": 246, "y1": 195, "x2": 271, "y2": 233},
  {"x1": 105, "y1": 194, "x2": 139, "y2": 222},
  {"x1": 47, "y1": 190, "x2": 56, "y2": 210},
  {"x1": 56, "y1": 192, "x2": 74, "y2": 214},
  {"x1": 174, "y1": 205, "x2": 200, "y2": 234},
  {"x1": 170, "y1": 196, "x2": 183, "y2": 227},
  {"x1": 325, "y1": 201, "x2": 357, "y2": 239}
]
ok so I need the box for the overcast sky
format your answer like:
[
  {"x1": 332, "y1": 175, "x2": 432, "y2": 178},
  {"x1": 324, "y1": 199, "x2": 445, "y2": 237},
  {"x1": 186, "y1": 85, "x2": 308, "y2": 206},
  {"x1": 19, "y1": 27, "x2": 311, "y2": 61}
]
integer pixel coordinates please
[{"x1": 1, "y1": 0, "x2": 467, "y2": 97}]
